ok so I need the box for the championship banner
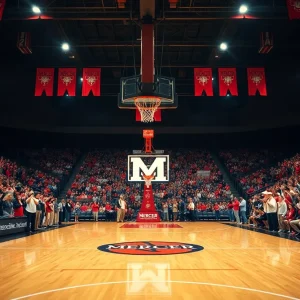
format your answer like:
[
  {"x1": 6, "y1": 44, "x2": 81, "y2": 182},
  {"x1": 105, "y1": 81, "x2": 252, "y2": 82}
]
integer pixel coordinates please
[
  {"x1": 286, "y1": 0, "x2": 300, "y2": 19},
  {"x1": 17, "y1": 32, "x2": 32, "y2": 55},
  {"x1": 82, "y1": 68, "x2": 101, "y2": 96},
  {"x1": 57, "y1": 68, "x2": 77, "y2": 96},
  {"x1": 247, "y1": 68, "x2": 267, "y2": 96},
  {"x1": 194, "y1": 68, "x2": 213, "y2": 96},
  {"x1": 0, "y1": 0, "x2": 5, "y2": 21},
  {"x1": 34, "y1": 68, "x2": 54, "y2": 96},
  {"x1": 218, "y1": 68, "x2": 238, "y2": 96},
  {"x1": 259, "y1": 32, "x2": 273, "y2": 54},
  {"x1": 136, "y1": 109, "x2": 161, "y2": 122}
]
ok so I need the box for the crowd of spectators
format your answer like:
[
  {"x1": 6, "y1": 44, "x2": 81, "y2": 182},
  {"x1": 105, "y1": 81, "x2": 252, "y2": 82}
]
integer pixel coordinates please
[
  {"x1": 238, "y1": 154, "x2": 300, "y2": 195},
  {"x1": 247, "y1": 158, "x2": 300, "y2": 237},
  {"x1": 0, "y1": 151, "x2": 78, "y2": 233},
  {"x1": 220, "y1": 149, "x2": 298, "y2": 196},
  {"x1": 220, "y1": 149, "x2": 282, "y2": 178},
  {"x1": 64, "y1": 149, "x2": 232, "y2": 219},
  {"x1": 23, "y1": 148, "x2": 80, "y2": 176}
]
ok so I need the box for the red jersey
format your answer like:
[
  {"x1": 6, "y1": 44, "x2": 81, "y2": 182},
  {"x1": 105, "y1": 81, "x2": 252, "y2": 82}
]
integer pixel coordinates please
[{"x1": 233, "y1": 200, "x2": 240, "y2": 211}]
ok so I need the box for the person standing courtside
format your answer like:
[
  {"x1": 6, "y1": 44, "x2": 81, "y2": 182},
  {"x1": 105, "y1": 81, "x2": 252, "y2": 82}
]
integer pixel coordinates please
[
  {"x1": 119, "y1": 195, "x2": 126, "y2": 222},
  {"x1": 187, "y1": 198, "x2": 195, "y2": 221},
  {"x1": 233, "y1": 197, "x2": 241, "y2": 224},
  {"x1": 239, "y1": 197, "x2": 247, "y2": 224},
  {"x1": 262, "y1": 191, "x2": 278, "y2": 231},
  {"x1": 25, "y1": 191, "x2": 39, "y2": 233}
]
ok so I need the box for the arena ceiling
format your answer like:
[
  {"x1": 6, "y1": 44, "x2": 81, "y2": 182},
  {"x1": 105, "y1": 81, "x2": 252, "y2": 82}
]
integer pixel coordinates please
[
  {"x1": 1, "y1": 0, "x2": 299, "y2": 78},
  {"x1": 0, "y1": 0, "x2": 299, "y2": 134}
]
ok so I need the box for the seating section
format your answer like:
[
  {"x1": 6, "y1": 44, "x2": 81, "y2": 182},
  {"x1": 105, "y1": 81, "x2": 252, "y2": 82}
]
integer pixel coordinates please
[
  {"x1": 0, "y1": 156, "x2": 64, "y2": 218},
  {"x1": 23, "y1": 149, "x2": 80, "y2": 176},
  {"x1": 220, "y1": 149, "x2": 283, "y2": 178},
  {"x1": 67, "y1": 149, "x2": 231, "y2": 202},
  {"x1": 221, "y1": 150, "x2": 300, "y2": 196}
]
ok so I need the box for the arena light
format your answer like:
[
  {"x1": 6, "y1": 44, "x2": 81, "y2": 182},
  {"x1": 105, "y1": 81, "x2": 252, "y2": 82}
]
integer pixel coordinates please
[
  {"x1": 80, "y1": 77, "x2": 83, "y2": 81},
  {"x1": 220, "y1": 42, "x2": 228, "y2": 51},
  {"x1": 239, "y1": 5, "x2": 248, "y2": 14},
  {"x1": 32, "y1": 5, "x2": 41, "y2": 14},
  {"x1": 61, "y1": 43, "x2": 70, "y2": 51}
]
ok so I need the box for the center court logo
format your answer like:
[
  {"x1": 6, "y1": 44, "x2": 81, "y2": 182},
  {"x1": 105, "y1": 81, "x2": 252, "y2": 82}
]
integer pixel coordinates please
[{"x1": 97, "y1": 241, "x2": 204, "y2": 255}]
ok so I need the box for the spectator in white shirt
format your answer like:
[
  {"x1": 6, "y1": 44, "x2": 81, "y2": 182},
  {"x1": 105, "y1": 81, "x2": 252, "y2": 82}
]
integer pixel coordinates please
[
  {"x1": 277, "y1": 193, "x2": 287, "y2": 232},
  {"x1": 262, "y1": 191, "x2": 278, "y2": 232},
  {"x1": 25, "y1": 191, "x2": 39, "y2": 233}
]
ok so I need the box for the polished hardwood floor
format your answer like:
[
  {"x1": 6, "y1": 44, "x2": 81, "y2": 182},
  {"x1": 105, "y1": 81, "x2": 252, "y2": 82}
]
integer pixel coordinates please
[{"x1": 0, "y1": 222, "x2": 299, "y2": 300}]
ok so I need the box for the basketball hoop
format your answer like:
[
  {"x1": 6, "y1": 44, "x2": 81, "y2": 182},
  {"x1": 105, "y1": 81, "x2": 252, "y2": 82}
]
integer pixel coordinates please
[
  {"x1": 134, "y1": 96, "x2": 161, "y2": 123},
  {"x1": 143, "y1": 174, "x2": 154, "y2": 188}
]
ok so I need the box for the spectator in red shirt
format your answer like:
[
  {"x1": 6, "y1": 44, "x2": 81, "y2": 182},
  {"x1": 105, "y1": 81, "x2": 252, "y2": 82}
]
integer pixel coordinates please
[
  {"x1": 213, "y1": 202, "x2": 220, "y2": 220},
  {"x1": 233, "y1": 198, "x2": 240, "y2": 224}
]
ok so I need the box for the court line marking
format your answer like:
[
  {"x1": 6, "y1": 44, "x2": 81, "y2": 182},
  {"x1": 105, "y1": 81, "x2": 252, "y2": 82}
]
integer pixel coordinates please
[
  {"x1": 59, "y1": 268, "x2": 238, "y2": 271},
  {"x1": 11, "y1": 280, "x2": 300, "y2": 300}
]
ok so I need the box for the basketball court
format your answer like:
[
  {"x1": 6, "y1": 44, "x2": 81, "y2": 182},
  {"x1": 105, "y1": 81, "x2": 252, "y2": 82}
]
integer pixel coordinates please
[{"x1": 0, "y1": 222, "x2": 299, "y2": 300}]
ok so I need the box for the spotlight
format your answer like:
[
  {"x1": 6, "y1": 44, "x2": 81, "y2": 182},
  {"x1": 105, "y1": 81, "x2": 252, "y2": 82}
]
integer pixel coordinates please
[
  {"x1": 32, "y1": 5, "x2": 41, "y2": 14},
  {"x1": 62, "y1": 43, "x2": 70, "y2": 51},
  {"x1": 239, "y1": 5, "x2": 248, "y2": 14},
  {"x1": 80, "y1": 78, "x2": 83, "y2": 81},
  {"x1": 220, "y1": 42, "x2": 228, "y2": 51}
]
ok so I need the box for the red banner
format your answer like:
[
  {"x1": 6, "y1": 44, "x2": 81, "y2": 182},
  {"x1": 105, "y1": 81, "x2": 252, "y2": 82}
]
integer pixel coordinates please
[
  {"x1": 286, "y1": 0, "x2": 300, "y2": 19},
  {"x1": 0, "y1": 0, "x2": 6, "y2": 21},
  {"x1": 17, "y1": 32, "x2": 32, "y2": 54},
  {"x1": 57, "y1": 68, "x2": 77, "y2": 96},
  {"x1": 136, "y1": 109, "x2": 161, "y2": 122},
  {"x1": 82, "y1": 68, "x2": 101, "y2": 96},
  {"x1": 218, "y1": 68, "x2": 238, "y2": 96},
  {"x1": 247, "y1": 68, "x2": 267, "y2": 96},
  {"x1": 194, "y1": 68, "x2": 213, "y2": 96},
  {"x1": 34, "y1": 68, "x2": 54, "y2": 96}
]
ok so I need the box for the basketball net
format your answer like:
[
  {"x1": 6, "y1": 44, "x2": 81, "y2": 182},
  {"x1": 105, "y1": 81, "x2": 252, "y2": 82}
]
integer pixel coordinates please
[
  {"x1": 134, "y1": 96, "x2": 161, "y2": 123},
  {"x1": 143, "y1": 174, "x2": 154, "y2": 188}
]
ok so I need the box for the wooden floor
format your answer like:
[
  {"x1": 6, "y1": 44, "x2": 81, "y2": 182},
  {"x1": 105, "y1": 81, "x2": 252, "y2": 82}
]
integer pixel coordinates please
[{"x1": 0, "y1": 222, "x2": 300, "y2": 300}]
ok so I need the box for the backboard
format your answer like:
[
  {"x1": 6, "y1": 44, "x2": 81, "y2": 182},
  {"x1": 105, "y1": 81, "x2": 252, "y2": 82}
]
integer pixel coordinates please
[{"x1": 118, "y1": 75, "x2": 178, "y2": 109}]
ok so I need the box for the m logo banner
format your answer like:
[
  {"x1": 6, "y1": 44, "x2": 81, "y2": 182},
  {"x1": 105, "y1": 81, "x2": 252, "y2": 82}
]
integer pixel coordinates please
[{"x1": 127, "y1": 155, "x2": 169, "y2": 182}]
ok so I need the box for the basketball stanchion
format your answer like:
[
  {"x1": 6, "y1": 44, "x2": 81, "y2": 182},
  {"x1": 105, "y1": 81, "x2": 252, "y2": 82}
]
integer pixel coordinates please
[{"x1": 136, "y1": 173, "x2": 160, "y2": 222}]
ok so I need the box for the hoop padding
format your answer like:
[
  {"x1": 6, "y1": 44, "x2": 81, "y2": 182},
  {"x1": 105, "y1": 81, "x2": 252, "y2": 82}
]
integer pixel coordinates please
[{"x1": 134, "y1": 96, "x2": 161, "y2": 123}]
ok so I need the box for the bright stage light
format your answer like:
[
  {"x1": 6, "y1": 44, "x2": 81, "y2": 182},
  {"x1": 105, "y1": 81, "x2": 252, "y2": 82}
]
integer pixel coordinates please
[
  {"x1": 220, "y1": 42, "x2": 228, "y2": 51},
  {"x1": 32, "y1": 5, "x2": 41, "y2": 14},
  {"x1": 239, "y1": 5, "x2": 248, "y2": 14},
  {"x1": 62, "y1": 43, "x2": 70, "y2": 51}
]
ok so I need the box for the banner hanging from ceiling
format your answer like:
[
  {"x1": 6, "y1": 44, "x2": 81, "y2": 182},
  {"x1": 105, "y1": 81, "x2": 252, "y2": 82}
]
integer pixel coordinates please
[
  {"x1": 0, "y1": 0, "x2": 6, "y2": 21},
  {"x1": 57, "y1": 68, "x2": 77, "y2": 96},
  {"x1": 247, "y1": 68, "x2": 267, "y2": 96},
  {"x1": 82, "y1": 68, "x2": 101, "y2": 96},
  {"x1": 286, "y1": 0, "x2": 300, "y2": 19},
  {"x1": 194, "y1": 68, "x2": 213, "y2": 96},
  {"x1": 218, "y1": 68, "x2": 238, "y2": 96},
  {"x1": 34, "y1": 68, "x2": 54, "y2": 96}
]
